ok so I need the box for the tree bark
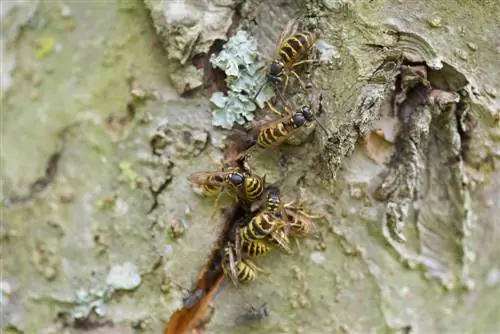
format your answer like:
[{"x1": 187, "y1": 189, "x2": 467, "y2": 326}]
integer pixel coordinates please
[{"x1": 1, "y1": 0, "x2": 499, "y2": 333}]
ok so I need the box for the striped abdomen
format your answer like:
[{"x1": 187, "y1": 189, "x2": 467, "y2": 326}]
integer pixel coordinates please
[
  {"x1": 240, "y1": 214, "x2": 275, "y2": 241},
  {"x1": 202, "y1": 184, "x2": 220, "y2": 196},
  {"x1": 257, "y1": 120, "x2": 294, "y2": 148},
  {"x1": 222, "y1": 247, "x2": 260, "y2": 283},
  {"x1": 279, "y1": 32, "x2": 315, "y2": 65},
  {"x1": 243, "y1": 175, "x2": 264, "y2": 202},
  {"x1": 241, "y1": 239, "x2": 272, "y2": 257},
  {"x1": 235, "y1": 260, "x2": 259, "y2": 282}
]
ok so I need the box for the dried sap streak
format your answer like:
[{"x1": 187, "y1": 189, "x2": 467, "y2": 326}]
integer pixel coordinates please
[{"x1": 164, "y1": 206, "x2": 246, "y2": 334}]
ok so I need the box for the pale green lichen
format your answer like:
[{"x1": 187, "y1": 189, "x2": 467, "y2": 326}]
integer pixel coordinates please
[
  {"x1": 118, "y1": 160, "x2": 139, "y2": 189},
  {"x1": 209, "y1": 30, "x2": 274, "y2": 129},
  {"x1": 72, "y1": 286, "x2": 113, "y2": 319},
  {"x1": 70, "y1": 262, "x2": 141, "y2": 320}
]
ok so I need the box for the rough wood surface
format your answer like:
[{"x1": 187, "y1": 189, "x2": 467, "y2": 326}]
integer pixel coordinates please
[{"x1": 1, "y1": 0, "x2": 499, "y2": 333}]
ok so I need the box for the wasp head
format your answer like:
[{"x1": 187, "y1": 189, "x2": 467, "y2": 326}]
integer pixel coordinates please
[
  {"x1": 265, "y1": 186, "x2": 282, "y2": 213},
  {"x1": 300, "y1": 105, "x2": 314, "y2": 121},
  {"x1": 266, "y1": 186, "x2": 281, "y2": 202}
]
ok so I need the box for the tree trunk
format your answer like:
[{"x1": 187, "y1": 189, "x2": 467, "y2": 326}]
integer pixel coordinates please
[{"x1": 1, "y1": 0, "x2": 499, "y2": 333}]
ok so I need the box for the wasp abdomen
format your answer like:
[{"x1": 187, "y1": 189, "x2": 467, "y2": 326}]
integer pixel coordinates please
[
  {"x1": 222, "y1": 246, "x2": 260, "y2": 283},
  {"x1": 241, "y1": 239, "x2": 272, "y2": 257},
  {"x1": 279, "y1": 32, "x2": 315, "y2": 64},
  {"x1": 202, "y1": 184, "x2": 220, "y2": 196},
  {"x1": 244, "y1": 176, "x2": 264, "y2": 201},
  {"x1": 257, "y1": 121, "x2": 292, "y2": 148},
  {"x1": 241, "y1": 215, "x2": 275, "y2": 240}
]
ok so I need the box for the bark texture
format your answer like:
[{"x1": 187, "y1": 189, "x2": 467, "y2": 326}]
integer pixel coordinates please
[{"x1": 1, "y1": 0, "x2": 499, "y2": 333}]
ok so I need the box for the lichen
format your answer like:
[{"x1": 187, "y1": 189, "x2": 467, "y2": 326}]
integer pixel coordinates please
[
  {"x1": 72, "y1": 286, "x2": 113, "y2": 319},
  {"x1": 209, "y1": 30, "x2": 274, "y2": 129},
  {"x1": 70, "y1": 262, "x2": 141, "y2": 321},
  {"x1": 118, "y1": 160, "x2": 140, "y2": 189}
]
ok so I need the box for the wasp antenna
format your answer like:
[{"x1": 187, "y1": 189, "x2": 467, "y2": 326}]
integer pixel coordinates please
[
  {"x1": 253, "y1": 82, "x2": 266, "y2": 101},
  {"x1": 312, "y1": 115, "x2": 330, "y2": 135},
  {"x1": 274, "y1": 86, "x2": 292, "y2": 109},
  {"x1": 312, "y1": 92, "x2": 330, "y2": 135},
  {"x1": 253, "y1": 78, "x2": 275, "y2": 104}
]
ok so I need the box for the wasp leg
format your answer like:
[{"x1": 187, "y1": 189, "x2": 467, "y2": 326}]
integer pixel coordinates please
[
  {"x1": 282, "y1": 105, "x2": 293, "y2": 116},
  {"x1": 210, "y1": 190, "x2": 226, "y2": 219},
  {"x1": 265, "y1": 101, "x2": 283, "y2": 117},
  {"x1": 282, "y1": 72, "x2": 290, "y2": 94},
  {"x1": 225, "y1": 245, "x2": 240, "y2": 287},
  {"x1": 243, "y1": 257, "x2": 265, "y2": 274},
  {"x1": 290, "y1": 59, "x2": 318, "y2": 68},
  {"x1": 299, "y1": 210, "x2": 325, "y2": 220},
  {"x1": 235, "y1": 228, "x2": 242, "y2": 264},
  {"x1": 294, "y1": 238, "x2": 303, "y2": 256},
  {"x1": 290, "y1": 70, "x2": 308, "y2": 91}
]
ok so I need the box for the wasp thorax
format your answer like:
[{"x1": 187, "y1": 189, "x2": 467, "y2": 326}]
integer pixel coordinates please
[
  {"x1": 228, "y1": 173, "x2": 245, "y2": 186},
  {"x1": 265, "y1": 187, "x2": 282, "y2": 212},
  {"x1": 266, "y1": 186, "x2": 281, "y2": 201},
  {"x1": 269, "y1": 60, "x2": 284, "y2": 78},
  {"x1": 291, "y1": 113, "x2": 308, "y2": 127}
]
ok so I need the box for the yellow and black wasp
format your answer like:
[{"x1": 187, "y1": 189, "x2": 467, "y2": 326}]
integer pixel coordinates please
[
  {"x1": 188, "y1": 167, "x2": 265, "y2": 215},
  {"x1": 284, "y1": 200, "x2": 325, "y2": 237},
  {"x1": 187, "y1": 169, "x2": 246, "y2": 198},
  {"x1": 188, "y1": 169, "x2": 247, "y2": 216},
  {"x1": 240, "y1": 238, "x2": 273, "y2": 257},
  {"x1": 238, "y1": 186, "x2": 292, "y2": 255},
  {"x1": 221, "y1": 242, "x2": 264, "y2": 286},
  {"x1": 256, "y1": 102, "x2": 317, "y2": 149},
  {"x1": 256, "y1": 18, "x2": 317, "y2": 99}
]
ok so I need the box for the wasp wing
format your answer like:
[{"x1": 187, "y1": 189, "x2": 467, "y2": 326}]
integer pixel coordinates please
[
  {"x1": 267, "y1": 229, "x2": 292, "y2": 254},
  {"x1": 272, "y1": 17, "x2": 300, "y2": 60},
  {"x1": 187, "y1": 171, "x2": 227, "y2": 186}
]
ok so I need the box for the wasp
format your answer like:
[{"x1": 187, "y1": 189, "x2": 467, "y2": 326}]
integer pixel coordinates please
[
  {"x1": 224, "y1": 206, "x2": 273, "y2": 258},
  {"x1": 187, "y1": 169, "x2": 246, "y2": 197},
  {"x1": 255, "y1": 93, "x2": 332, "y2": 149},
  {"x1": 234, "y1": 303, "x2": 270, "y2": 325},
  {"x1": 238, "y1": 187, "x2": 292, "y2": 255},
  {"x1": 256, "y1": 19, "x2": 317, "y2": 99},
  {"x1": 188, "y1": 169, "x2": 248, "y2": 217},
  {"x1": 188, "y1": 168, "x2": 265, "y2": 215},
  {"x1": 284, "y1": 201, "x2": 325, "y2": 237},
  {"x1": 222, "y1": 242, "x2": 264, "y2": 286},
  {"x1": 239, "y1": 200, "x2": 285, "y2": 242},
  {"x1": 256, "y1": 103, "x2": 316, "y2": 148}
]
